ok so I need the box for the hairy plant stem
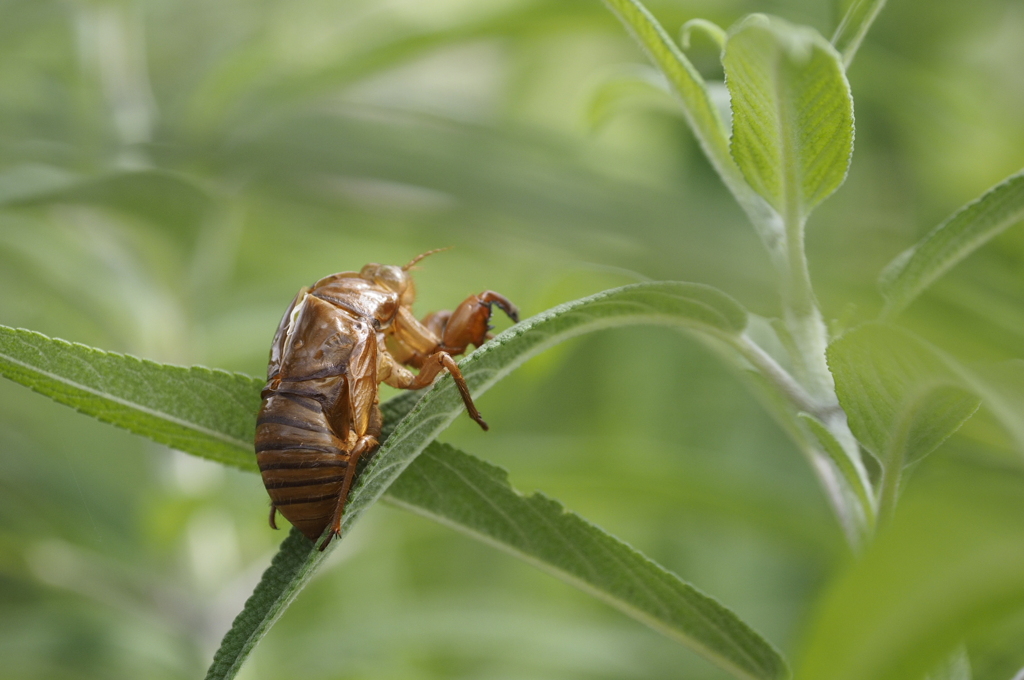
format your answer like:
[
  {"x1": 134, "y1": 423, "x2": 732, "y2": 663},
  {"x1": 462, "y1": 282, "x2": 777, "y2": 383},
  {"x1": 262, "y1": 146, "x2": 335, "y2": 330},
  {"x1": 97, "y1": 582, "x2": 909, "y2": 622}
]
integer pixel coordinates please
[
  {"x1": 779, "y1": 215, "x2": 838, "y2": 403},
  {"x1": 754, "y1": 210, "x2": 875, "y2": 547},
  {"x1": 670, "y1": 57, "x2": 873, "y2": 543},
  {"x1": 876, "y1": 406, "x2": 917, "y2": 527},
  {"x1": 733, "y1": 335, "x2": 818, "y2": 415},
  {"x1": 876, "y1": 455, "x2": 902, "y2": 528}
]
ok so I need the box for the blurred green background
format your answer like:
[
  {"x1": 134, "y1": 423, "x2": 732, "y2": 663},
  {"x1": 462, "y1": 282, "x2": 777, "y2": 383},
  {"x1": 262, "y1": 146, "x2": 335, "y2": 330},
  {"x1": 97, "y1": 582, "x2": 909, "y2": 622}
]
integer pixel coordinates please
[{"x1": 1, "y1": 0, "x2": 1023, "y2": 678}]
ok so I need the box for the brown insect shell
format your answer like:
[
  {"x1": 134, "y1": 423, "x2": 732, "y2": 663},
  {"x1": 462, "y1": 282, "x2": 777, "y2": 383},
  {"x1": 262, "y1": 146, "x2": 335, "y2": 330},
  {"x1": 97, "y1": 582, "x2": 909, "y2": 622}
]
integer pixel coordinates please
[
  {"x1": 259, "y1": 258, "x2": 514, "y2": 544},
  {"x1": 258, "y1": 266, "x2": 420, "y2": 542}
]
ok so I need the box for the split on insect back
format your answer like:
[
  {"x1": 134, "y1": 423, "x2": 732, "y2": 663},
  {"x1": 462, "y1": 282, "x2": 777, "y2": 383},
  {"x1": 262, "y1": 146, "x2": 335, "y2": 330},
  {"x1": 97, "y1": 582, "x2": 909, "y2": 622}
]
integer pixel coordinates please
[{"x1": 254, "y1": 250, "x2": 519, "y2": 551}]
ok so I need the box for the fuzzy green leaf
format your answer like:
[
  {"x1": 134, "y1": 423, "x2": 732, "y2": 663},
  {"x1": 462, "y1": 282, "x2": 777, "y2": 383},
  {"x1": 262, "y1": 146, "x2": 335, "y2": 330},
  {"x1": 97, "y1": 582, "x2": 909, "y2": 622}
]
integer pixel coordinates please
[
  {"x1": 202, "y1": 284, "x2": 773, "y2": 680},
  {"x1": 388, "y1": 442, "x2": 790, "y2": 680},
  {"x1": 742, "y1": 368, "x2": 873, "y2": 547},
  {"x1": 724, "y1": 15, "x2": 854, "y2": 222},
  {"x1": 0, "y1": 325, "x2": 262, "y2": 470},
  {"x1": 827, "y1": 324, "x2": 979, "y2": 468},
  {"x1": 0, "y1": 283, "x2": 770, "y2": 679},
  {"x1": 879, "y1": 169, "x2": 1024, "y2": 318},
  {"x1": 831, "y1": 0, "x2": 888, "y2": 68},
  {"x1": 0, "y1": 283, "x2": 745, "y2": 478},
  {"x1": 207, "y1": 434, "x2": 789, "y2": 680},
  {"x1": 202, "y1": 393, "x2": 415, "y2": 680},
  {"x1": 599, "y1": 0, "x2": 772, "y2": 223}
]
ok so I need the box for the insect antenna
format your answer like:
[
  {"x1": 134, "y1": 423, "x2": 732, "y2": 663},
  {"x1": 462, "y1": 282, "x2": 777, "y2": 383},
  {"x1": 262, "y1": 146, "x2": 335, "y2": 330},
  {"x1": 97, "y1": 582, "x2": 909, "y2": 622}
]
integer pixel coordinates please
[{"x1": 403, "y1": 247, "x2": 452, "y2": 271}]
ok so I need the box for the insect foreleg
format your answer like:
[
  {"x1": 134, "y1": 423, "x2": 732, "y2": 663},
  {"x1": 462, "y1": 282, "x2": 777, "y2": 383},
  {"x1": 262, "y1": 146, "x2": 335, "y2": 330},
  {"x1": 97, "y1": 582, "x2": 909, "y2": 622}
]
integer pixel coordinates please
[
  {"x1": 438, "y1": 291, "x2": 519, "y2": 355},
  {"x1": 420, "y1": 310, "x2": 451, "y2": 339}
]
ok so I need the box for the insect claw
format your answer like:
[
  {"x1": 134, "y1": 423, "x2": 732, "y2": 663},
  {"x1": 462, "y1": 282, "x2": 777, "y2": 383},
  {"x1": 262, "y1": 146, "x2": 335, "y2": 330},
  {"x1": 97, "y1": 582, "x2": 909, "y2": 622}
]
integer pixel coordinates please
[
  {"x1": 319, "y1": 529, "x2": 339, "y2": 552},
  {"x1": 480, "y1": 292, "x2": 519, "y2": 323}
]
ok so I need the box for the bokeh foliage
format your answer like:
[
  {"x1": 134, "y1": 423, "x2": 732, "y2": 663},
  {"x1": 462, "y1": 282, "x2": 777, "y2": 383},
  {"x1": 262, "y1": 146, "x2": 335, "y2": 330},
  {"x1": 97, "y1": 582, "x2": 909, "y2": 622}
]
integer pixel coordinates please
[{"x1": 1, "y1": 0, "x2": 1023, "y2": 678}]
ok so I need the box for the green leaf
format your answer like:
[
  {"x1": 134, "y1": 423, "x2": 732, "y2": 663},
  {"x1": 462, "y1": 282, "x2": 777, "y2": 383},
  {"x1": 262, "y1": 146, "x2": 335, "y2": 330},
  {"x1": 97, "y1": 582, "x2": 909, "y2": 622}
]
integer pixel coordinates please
[
  {"x1": 0, "y1": 283, "x2": 765, "y2": 678},
  {"x1": 795, "y1": 465, "x2": 1024, "y2": 680},
  {"x1": 0, "y1": 325, "x2": 262, "y2": 471},
  {"x1": 878, "y1": 169, "x2": 1024, "y2": 318},
  {"x1": 828, "y1": 326, "x2": 1024, "y2": 496},
  {"x1": 387, "y1": 442, "x2": 790, "y2": 680},
  {"x1": 680, "y1": 19, "x2": 727, "y2": 52},
  {"x1": 723, "y1": 14, "x2": 854, "y2": 222},
  {"x1": 600, "y1": 0, "x2": 728, "y2": 165},
  {"x1": 955, "y1": 360, "x2": 1024, "y2": 458},
  {"x1": 203, "y1": 284, "x2": 764, "y2": 680},
  {"x1": 0, "y1": 284, "x2": 746, "y2": 478},
  {"x1": 827, "y1": 323, "x2": 980, "y2": 520},
  {"x1": 208, "y1": 437, "x2": 789, "y2": 680},
  {"x1": 831, "y1": 0, "x2": 888, "y2": 68},
  {"x1": 827, "y1": 324, "x2": 980, "y2": 466},
  {"x1": 599, "y1": 0, "x2": 771, "y2": 225},
  {"x1": 203, "y1": 527, "x2": 314, "y2": 680},
  {"x1": 742, "y1": 368, "x2": 873, "y2": 547},
  {"x1": 202, "y1": 393, "x2": 416, "y2": 680}
]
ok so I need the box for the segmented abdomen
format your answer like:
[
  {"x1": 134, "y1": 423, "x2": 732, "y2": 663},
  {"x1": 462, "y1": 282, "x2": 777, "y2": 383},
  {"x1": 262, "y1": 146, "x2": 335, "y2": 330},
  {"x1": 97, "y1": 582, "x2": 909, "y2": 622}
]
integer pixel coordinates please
[{"x1": 256, "y1": 390, "x2": 349, "y2": 541}]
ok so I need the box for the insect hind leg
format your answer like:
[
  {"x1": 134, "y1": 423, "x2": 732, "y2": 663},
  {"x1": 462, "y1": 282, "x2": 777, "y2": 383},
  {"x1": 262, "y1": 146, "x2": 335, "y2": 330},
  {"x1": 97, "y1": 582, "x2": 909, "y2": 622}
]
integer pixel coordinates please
[{"x1": 318, "y1": 435, "x2": 378, "y2": 551}]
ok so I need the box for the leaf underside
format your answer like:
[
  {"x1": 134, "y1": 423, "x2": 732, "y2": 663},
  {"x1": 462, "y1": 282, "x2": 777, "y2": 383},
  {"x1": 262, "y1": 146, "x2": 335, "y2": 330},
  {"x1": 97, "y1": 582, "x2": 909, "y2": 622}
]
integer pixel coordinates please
[
  {"x1": 827, "y1": 323, "x2": 979, "y2": 467},
  {"x1": 724, "y1": 14, "x2": 854, "y2": 221}
]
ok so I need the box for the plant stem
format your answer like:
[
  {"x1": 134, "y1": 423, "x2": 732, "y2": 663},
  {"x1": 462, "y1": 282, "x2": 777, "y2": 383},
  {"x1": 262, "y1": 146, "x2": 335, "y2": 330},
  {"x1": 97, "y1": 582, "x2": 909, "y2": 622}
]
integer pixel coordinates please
[
  {"x1": 876, "y1": 411, "x2": 914, "y2": 526},
  {"x1": 777, "y1": 214, "x2": 838, "y2": 403},
  {"x1": 733, "y1": 334, "x2": 819, "y2": 414},
  {"x1": 751, "y1": 209, "x2": 876, "y2": 546},
  {"x1": 876, "y1": 457, "x2": 902, "y2": 527}
]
